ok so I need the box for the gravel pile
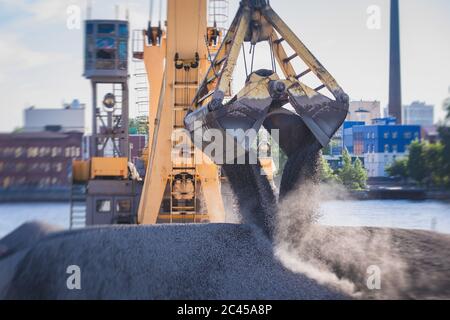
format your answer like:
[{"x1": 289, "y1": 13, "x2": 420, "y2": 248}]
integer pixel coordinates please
[{"x1": 1, "y1": 222, "x2": 347, "y2": 300}]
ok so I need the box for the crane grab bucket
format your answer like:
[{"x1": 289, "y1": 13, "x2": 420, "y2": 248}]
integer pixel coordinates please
[{"x1": 185, "y1": 0, "x2": 349, "y2": 165}]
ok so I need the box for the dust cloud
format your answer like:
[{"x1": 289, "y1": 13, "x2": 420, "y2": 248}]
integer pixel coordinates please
[{"x1": 274, "y1": 178, "x2": 413, "y2": 299}]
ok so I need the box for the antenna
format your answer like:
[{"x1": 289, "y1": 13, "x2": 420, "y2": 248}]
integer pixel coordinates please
[
  {"x1": 115, "y1": 5, "x2": 120, "y2": 19},
  {"x1": 159, "y1": 0, "x2": 162, "y2": 23},
  {"x1": 87, "y1": 0, "x2": 92, "y2": 19},
  {"x1": 149, "y1": 0, "x2": 154, "y2": 22}
]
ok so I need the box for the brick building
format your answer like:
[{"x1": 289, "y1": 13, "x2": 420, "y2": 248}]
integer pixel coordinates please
[{"x1": 0, "y1": 132, "x2": 83, "y2": 190}]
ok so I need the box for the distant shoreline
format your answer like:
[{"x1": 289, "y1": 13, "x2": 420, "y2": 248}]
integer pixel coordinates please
[{"x1": 0, "y1": 188, "x2": 449, "y2": 203}]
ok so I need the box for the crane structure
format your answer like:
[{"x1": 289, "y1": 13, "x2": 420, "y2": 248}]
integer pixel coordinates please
[
  {"x1": 183, "y1": 0, "x2": 349, "y2": 236},
  {"x1": 74, "y1": 0, "x2": 348, "y2": 228},
  {"x1": 136, "y1": 0, "x2": 228, "y2": 224}
]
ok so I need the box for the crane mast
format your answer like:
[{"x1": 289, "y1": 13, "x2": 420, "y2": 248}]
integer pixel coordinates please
[{"x1": 137, "y1": 0, "x2": 226, "y2": 224}]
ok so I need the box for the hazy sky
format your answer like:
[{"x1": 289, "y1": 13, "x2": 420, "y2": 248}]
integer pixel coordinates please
[{"x1": 0, "y1": 0, "x2": 449, "y2": 132}]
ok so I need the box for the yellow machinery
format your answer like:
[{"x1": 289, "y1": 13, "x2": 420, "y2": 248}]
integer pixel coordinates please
[
  {"x1": 137, "y1": 0, "x2": 226, "y2": 224},
  {"x1": 135, "y1": 0, "x2": 348, "y2": 230},
  {"x1": 182, "y1": 0, "x2": 349, "y2": 236},
  {"x1": 74, "y1": 0, "x2": 348, "y2": 230}
]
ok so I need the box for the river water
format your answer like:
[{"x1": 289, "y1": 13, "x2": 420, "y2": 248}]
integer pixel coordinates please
[{"x1": 0, "y1": 200, "x2": 449, "y2": 238}]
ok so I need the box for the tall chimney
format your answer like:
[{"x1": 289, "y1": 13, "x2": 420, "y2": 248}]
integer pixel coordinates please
[{"x1": 389, "y1": 0, "x2": 402, "y2": 124}]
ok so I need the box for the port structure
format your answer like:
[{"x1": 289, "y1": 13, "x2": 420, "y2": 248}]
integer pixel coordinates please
[
  {"x1": 135, "y1": 0, "x2": 227, "y2": 224},
  {"x1": 71, "y1": 19, "x2": 142, "y2": 227}
]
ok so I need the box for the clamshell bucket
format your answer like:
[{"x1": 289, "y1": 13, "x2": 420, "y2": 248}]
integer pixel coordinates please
[{"x1": 184, "y1": 70, "x2": 282, "y2": 164}]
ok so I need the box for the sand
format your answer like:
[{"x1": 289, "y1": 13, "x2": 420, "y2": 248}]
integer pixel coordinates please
[{"x1": 0, "y1": 221, "x2": 449, "y2": 300}]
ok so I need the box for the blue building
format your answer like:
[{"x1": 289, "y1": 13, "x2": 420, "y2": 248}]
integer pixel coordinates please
[
  {"x1": 343, "y1": 121, "x2": 365, "y2": 154},
  {"x1": 352, "y1": 118, "x2": 420, "y2": 177}
]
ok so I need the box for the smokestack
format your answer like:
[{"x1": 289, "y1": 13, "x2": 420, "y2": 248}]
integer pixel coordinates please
[{"x1": 389, "y1": 0, "x2": 402, "y2": 124}]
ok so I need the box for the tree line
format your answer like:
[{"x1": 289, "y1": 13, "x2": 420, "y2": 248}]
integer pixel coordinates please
[
  {"x1": 320, "y1": 148, "x2": 368, "y2": 190},
  {"x1": 386, "y1": 98, "x2": 450, "y2": 188},
  {"x1": 386, "y1": 128, "x2": 450, "y2": 188}
]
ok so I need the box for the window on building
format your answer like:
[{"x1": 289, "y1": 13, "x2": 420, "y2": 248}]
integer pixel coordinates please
[
  {"x1": 116, "y1": 199, "x2": 132, "y2": 213},
  {"x1": 393, "y1": 145, "x2": 398, "y2": 153},
  {"x1": 86, "y1": 23, "x2": 94, "y2": 35},
  {"x1": 3, "y1": 177, "x2": 11, "y2": 188},
  {"x1": 96, "y1": 37, "x2": 115, "y2": 49},
  {"x1": 2, "y1": 147, "x2": 14, "y2": 157},
  {"x1": 118, "y1": 24, "x2": 128, "y2": 37},
  {"x1": 384, "y1": 132, "x2": 389, "y2": 139},
  {"x1": 15, "y1": 147, "x2": 24, "y2": 158},
  {"x1": 97, "y1": 24, "x2": 115, "y2": 35},
  {"x1": 96, "y1": 200, "x2": 112, "y2": 213},
  {"x1": 404, "y1": 132, "x2": 412, "y2": 139},
  {"x1": 96, "y1": 49, "x2": 115, "y2": 60},
  {"x1": 384, "y1": 144, "x2": 389, "y2": 153},
  {"x1": 39, "y1": 177, "x2": 51, "y2": 187},
  {"x1": 52, "y1": 147, "x2": 62, "y2": 157},
  {"x1": 53, "y1": 162, "x2": 63, "y2": 173},
  {"x1": 39, "y1": 147, "x2": 50, "y2": 157},
  {"x1": 40, "y1": 163, "x2": 51, "y2": 172},
  {"x1": 371, "y1": 132, "x2": 375, "y2": 139},
  {"x1": 118, "y1": 40, "x2": 127, "y2": 61},
  {"x1": 392, "y1": 132, "x2": 398, "y2": 139},
  {"x1": 15, "y1": 163, "x2": 25, "y2": 172},
  {"x1": 367, "y1": 133, "x2": 370, "y2": 139},
  {"x1": 27, "y1": 147, "x2": 39, "y2": 158}
]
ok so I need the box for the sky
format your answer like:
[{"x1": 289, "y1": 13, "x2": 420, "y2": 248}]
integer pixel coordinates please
[{"x1": 0, "y1": 0, "x2": 449, "y2": 133}]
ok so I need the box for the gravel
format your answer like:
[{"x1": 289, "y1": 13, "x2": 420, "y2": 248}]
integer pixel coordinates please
[{"x1": 1, "y1": 222, "x2": 347, "y2": 300}]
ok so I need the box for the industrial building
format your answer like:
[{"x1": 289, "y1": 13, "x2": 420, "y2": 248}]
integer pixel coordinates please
[
  {"x1": 347, "y1": 100, "x2": 381, "y2": 124},
  {"x1": 0, "y1": 132, "x2": 83, "y2": 200},
  {"x1": 402, "y1": 101, "x2": 434, "y2": 126},
  {"x1": 352, "y1": 118, "x2": 420, "y2": 177},
  {"x1": 0, "y1": 100, "x2": 86, "y2": 201},
  {"x1": 342, "y1": 121, "x2": 365, "y2": 154},
  {"x1": 24, "y1": 99, "x2": 85, "y2": 133}
]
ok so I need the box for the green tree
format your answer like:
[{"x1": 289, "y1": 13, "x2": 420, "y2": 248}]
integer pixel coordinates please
[
  {"x1": 444, "y1": 95, "x2": 450, "y2": 124},
  {"x1": 337, "y1": 149, "x2": 368, "y2": 190},
  {"x1": 338, "y1": 148, "x2": 354, "y2": 188},
  {"x1": 407, "y1": 140, "x2": 427, "y2": 185},
  {"x1": 319, "y1": 155, "x2": 339, "y2": 183},
  {"x1": 129, "y1": 116, "x2": 149, "y2": 135},
  {"x1": 439, "y1": 127, "x2": 450, "y2": 187},
  {"x1": 353, "y1": 157, "x2": 368, "y2": 190},
  {"x1": 386, "y1": 158, "x2": 409, "y2": 180},
  {"x1": 423, "y1": 142, "x2": 445, "y2": 187}
]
